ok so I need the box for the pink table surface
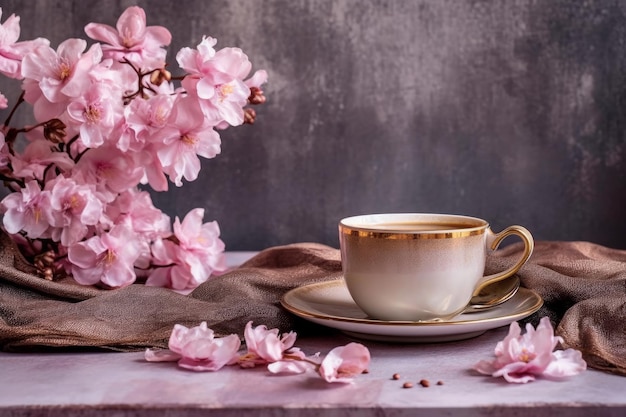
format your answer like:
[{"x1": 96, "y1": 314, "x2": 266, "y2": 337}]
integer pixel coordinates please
[{"x1": 0, "y1": 253, "x2": 624, "y2": 417}]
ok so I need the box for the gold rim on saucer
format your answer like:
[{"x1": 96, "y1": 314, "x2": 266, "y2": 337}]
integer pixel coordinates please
[{"x1": 280, "y1": 280, "x2": 543, "y2": 327}]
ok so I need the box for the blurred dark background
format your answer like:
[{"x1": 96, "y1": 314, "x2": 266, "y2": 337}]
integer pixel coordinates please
[{"x1": 1, "y1": 0, "x2": 625, "y2": 250}]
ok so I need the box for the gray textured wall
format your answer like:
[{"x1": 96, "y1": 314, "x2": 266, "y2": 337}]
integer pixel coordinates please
[{"x1": 1, "y1": 0, "x2": 625, "y2": 250}]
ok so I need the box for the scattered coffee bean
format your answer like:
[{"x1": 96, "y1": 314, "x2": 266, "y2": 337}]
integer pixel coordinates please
[
  {"x1": 419, "y1": 379, "x2": 430, "y2": 387},
  {"x1": 362, "y1": 369, "x2": 369, "y2": 374},
  {"x1": 392, "y1": 373, "x2": 401, "y2": 380},
  {"x1": 436, "y1": 380, "x2": 444, "y2": 386},
  {"x1": 402, "y1": 382, "x2": 413, "y2": 389}
]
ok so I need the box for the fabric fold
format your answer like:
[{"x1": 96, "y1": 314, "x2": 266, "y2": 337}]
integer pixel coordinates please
[
  {"x1": 486, "y1": 241, "x2": 626, "y2": 376},
  {"x1": 0, "y1": 231, "x2": 624, "y2": 377}
]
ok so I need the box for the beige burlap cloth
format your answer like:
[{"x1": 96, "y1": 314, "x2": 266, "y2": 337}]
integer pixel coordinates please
[{"x1": 0, "y1": 232, "x2": 624, "y2": 376}]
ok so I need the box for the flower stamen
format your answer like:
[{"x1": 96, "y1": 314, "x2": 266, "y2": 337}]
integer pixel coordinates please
[
  {"x1": 58, "y1": 62, "x2": 71, "y2": 80},
  {"x1": 85, "y1": 105, "x2": 102, "y2": 124},
  {"x1": 104, "y1": 249, "x2": 116, "y2": 265},
  {"x1": 181, "y1": 134, "x2": 198, "y2": 146}
]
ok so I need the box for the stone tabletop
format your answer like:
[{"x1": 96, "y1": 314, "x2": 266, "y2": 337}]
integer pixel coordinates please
[
  {"x1": 1, "y1": 327, "x2": 625, "y2": 417},
  {"x1": 0, "y1": 252, "x2": 624, "y2": 417}
]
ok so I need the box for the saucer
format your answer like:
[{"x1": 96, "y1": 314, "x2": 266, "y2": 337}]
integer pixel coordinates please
[{"x1": 280, "y1": 280, "x2": 543, "y2": 343}]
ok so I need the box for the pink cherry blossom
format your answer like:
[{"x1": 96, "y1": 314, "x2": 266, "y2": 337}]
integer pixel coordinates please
[
  {"x1": 21, "y1": 38, "x2": 102, "y2": 121},
  {"x1": 145, "y1": 237, "x2": 179, "y2": 287},
  {"x1": 67, "y1": 224, "x2": 141, "y2": 287},
  {"x1": 239, "y1": 321, "x2": 301, "y2": 367},
  {"x1": 0, "y1": 8, "x2": 49, "y2": 79},
  {"x1": 47, "y1": 175, "x2": 103, "y2": 246},
  {"x1": 145, "y1": 322, "x2": 240, "y2": 372},
  {"x1": 318, "y1": 343, "x2": 371, "y2": 383},
  {"x1": 0, "y1": 6, "x2": 265, "y2": 293},
  {"x1": 0, "y1": 180, "x2": 54, "y2": 238},
  {"x1": 474, "y1": 317, "x2": 587, "y2": 383},
  {"x1": 152, "y1": 96, "x2": 221, "y2": 186},
  {"x1": 123, "y1": 91, "x2": 176, "y2": 152},
  {"x1": 0, "y1": 9, "x2": 23, "y2": 78},
  {"x1": 173, "y1": 208, "x2": 226, "y2": 274},
  {"x1": 84, "y1": 6, "x2": 171, "y2": 69},
  {"x1": 105, "y1": 188, "x2": 170, "y2": 240},
  {"x1": 72, "y1": 146, "x2": 144, "y2": 199},
  {"x1": 177, "y1": 37, "x2": 252, "y2": 126},
  {"x1": 266, "y1": 343, "x2": 372, "y2": 383},
  {"x1": 66, "y1": 82, "x2": 121, "y2": 148},
  {"x1": 137, "y1": 147, "x2": 169, "y2": 192},
  {"x1": 146, "y1": 208, "x2": 225, "y2": 290},
  {"x1": 9, "y1": 138, "x2": 74, "y2": 181}
]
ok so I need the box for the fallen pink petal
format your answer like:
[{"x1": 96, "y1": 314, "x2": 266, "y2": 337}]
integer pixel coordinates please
[
  {"x1": 144, "y1": 348, "x2": 181, "y2": 362},
  {"x1": 318, "y1": 342, "x2": 371, "y2": 383},
  {"x1": 267, "y1": 359, "x2": 316, "y2": 375},
  {"x1": 166, "y1": 322, "x2": 241, "y2": 372},
  {"x1": 241, "y1": 321, "x2": 299, "y2": 367},
  {"x1": 474, "y1": 317, "x2": 586, "y2": 383}
]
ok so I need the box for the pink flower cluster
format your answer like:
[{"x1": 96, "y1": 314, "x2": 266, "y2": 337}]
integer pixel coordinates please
[
  {"x1": 0, "y1": 7, "x2": 266, "y2": 289},
  {"x1": 474, "y1": 317, "x2": 586, "y2": 383},
  {"x1": 145, "y1": 321, "x2": 371, "y2": 384}
]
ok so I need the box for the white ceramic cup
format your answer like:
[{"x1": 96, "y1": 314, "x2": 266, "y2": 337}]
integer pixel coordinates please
[{"x1": 338, "y1": 213, "x2": 534, "y2": 321}]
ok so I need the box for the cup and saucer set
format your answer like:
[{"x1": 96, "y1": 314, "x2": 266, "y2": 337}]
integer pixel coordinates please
[{"x1": 281, "y1": 213, "x2": 543, "y2": 343}]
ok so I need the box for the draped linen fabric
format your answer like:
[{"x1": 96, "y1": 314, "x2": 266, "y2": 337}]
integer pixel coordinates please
[{"x1": 0, "y1": 232, "x2": 624, "y2": 375}]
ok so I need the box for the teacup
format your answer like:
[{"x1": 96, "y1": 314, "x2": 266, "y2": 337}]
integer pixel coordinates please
[{"x1": 338, "y1": 213, "x2": 534, "y2": 321}]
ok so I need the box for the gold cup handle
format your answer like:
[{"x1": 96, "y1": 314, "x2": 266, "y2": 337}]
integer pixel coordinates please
[{"x1": 472, "y1": 225, "x2": 534, "y2": 297}]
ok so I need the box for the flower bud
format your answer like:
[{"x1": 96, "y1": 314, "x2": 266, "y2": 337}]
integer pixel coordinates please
[
  {"x1": 150, "y1": 68, "x2": 172, "y2": 86},
  {"x1": 243, "y1": 108, "x2": 257, "y2": 124},
  {"x1": 248, "y1": 87, "x2": 266, "y2": 105},
  {"x1": 43, "y1": 119, "x2": 67, "y2": 143}
]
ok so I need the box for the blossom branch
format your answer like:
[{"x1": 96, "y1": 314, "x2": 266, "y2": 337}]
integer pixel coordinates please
[
  {"x1": 2, "y1": 91, "x2": 24, "y2": 128},
  {"x1": 0, "y1": 5, "x2": 266, "y2": 290},
  {"x1": 121, "y1": 57, "x2": 159, "y2": 104}
]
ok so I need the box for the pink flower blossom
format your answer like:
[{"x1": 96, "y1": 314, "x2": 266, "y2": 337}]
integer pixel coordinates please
[
  {"x1": 72, "y1": 146, "x2": 144, "y2": 199},
  {"x1": 177, "y1": 37, "x2": 252, "y2": 126},
  {"x1": 67, "y1": 224, "x2": 141, "y2": 287},
  {"x1": 48, "y1": 175, "x2": 103, "y2": 246},
  {"x1": 9, "y1": 139, "x2": 74, "y2": 181},
  {"x1": 151, "y1": 96, "x2": 221, "y2": 186},
  {"x1": 0, "y1": 8, "x2": 49, "y2": 79},
  {"x1": 474, "y1": 317, "x2": 586, "y2": 383},
  {"x1": 318, "y1": 343, "x2": 371, "y2": 383},
  {"x1": 239, "y1": 321, "x2": 301, "y2": 367},
  {"x1": 0, "y1": 180, "x2": 54, "y2": 238},
  {"x1": 146, "y1": 208, "x2": 225, "y2": 290},
  {"x1": 145, "y1": 322, "x2": 240, "y2": 372},
  {"x1": 84, "y1": 6, "x2": 171, "y2": 68},
  {"x1": 266, "y1": 342, "x2": 371, "y2": 383},
  {"x1": 66, "y1": 82, "x2": 121, "y2": 148},
  {"x1": 21, "y1": 38, "x2": 102, "y2": 121},
  {"x1": 123, "y1": 91, "x2": 176, "y2": 152},
  {"x1": 105, "y1": 188, "x2": 170, "y2": 240},
  {"x1": 0, "y1": 6, "x2": 266, "y2": 293}
]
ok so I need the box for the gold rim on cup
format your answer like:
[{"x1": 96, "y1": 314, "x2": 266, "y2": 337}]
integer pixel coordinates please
[{"x1": 338, "y1": 213, "x2": 489, "y2": 240}]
